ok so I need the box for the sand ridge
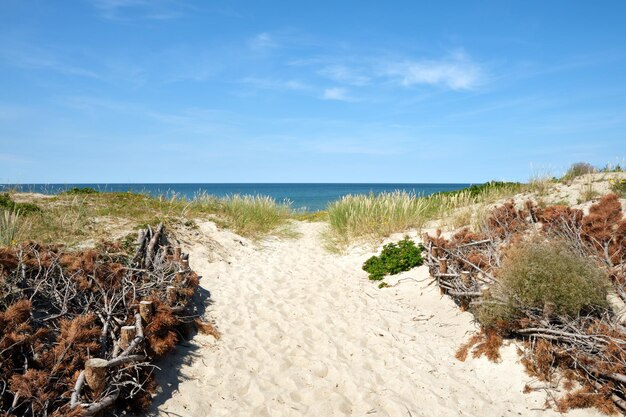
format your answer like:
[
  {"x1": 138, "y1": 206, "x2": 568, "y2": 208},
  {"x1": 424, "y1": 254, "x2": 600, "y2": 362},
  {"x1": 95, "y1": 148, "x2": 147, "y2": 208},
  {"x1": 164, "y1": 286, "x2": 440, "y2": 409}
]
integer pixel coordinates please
[{"x1": 151, "y1": 221, "x2": 600, "y2": 417}]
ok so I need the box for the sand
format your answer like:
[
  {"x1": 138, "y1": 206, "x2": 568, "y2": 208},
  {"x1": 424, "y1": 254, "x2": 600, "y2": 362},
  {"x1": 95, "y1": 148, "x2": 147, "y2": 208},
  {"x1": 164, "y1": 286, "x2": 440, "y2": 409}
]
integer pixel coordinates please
[{"x1": 150, "y1": 221, "x2": 601, "y2": 417}]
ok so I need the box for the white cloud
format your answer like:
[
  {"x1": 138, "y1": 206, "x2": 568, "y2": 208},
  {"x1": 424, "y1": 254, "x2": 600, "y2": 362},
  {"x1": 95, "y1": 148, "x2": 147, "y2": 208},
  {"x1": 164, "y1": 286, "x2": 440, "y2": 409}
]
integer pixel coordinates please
[
  {"x1": 322, "y1": 87, "x2": 352, "y2": 101},
  {"x1": 384, "y1": 51, "x2": 484, "y2": 90},
  {"x1": 89, "y1": 0, "x2": 185, "y2": 20},
  {"x1": 241, "y1": 77, "x2": 309, "y2": 91},
  {"x1": 249, "y1": 32, "x2": 277, "y2": 51},
  {"x1": 0, "y1": 42, "x2": 102, "y2": 79},
  {"x1": 319, "y1": 65, "x2": 370, "y2": 86}
]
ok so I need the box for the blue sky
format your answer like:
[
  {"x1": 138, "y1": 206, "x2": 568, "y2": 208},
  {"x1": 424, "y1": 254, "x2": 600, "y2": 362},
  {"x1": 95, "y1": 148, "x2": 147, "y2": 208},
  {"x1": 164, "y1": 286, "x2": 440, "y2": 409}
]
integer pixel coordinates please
[{"x1": 1, "y1": 0, "x2": 625, "y2": 183}]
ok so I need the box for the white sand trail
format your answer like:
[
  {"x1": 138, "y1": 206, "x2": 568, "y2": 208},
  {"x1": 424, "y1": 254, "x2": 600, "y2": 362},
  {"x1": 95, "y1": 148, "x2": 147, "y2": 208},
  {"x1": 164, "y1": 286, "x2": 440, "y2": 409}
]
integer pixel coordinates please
[{"x1": 151, "y1": 221, "x2": 599, "y2": 417}]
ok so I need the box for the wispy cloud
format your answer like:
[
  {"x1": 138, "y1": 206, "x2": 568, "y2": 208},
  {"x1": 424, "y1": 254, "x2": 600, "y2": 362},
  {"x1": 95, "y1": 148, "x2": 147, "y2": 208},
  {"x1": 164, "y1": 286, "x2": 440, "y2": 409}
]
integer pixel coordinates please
[
  {"x1": 383, "y1": 51, "x2": 484, "y2": 90},
  {"x1": 241, "y1": 77, "x2": 310, "y2": 91},
  {"x1": 0, "y1": 42, "x2": 102, "y2": 79},
  {"x1": 318, "y1": 65, "x2": 370, "y2": 86},
  {"x1": 321, "y1": 87, "x2": 353, "y2": 101},
  {"x1": 89, "y1": 0, "x2": 187, "y2": 20},
  {"x1": 249, "y1": 32, "x2": 277, "y2": 51}
]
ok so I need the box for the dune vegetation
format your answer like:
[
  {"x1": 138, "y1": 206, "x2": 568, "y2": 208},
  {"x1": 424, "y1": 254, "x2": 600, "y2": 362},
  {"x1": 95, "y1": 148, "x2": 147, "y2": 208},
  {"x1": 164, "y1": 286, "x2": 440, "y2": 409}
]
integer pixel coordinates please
[
  {"x1": 0, "y1": 190, "x2": 294, "y2": 246},
  {"x1": 325, "y1": 181, "x2": 524, "y2": 247}
]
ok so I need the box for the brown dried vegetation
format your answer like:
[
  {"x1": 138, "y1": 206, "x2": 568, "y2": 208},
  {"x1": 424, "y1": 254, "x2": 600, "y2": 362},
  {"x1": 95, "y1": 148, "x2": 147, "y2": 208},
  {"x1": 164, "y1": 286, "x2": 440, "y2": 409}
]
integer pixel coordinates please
[
  {"x1": 425, "y1": 193, "x2": 626, "y2": 414},
  {"x1": 0, "y1": 226, "x2": 208, "y2": 416}
]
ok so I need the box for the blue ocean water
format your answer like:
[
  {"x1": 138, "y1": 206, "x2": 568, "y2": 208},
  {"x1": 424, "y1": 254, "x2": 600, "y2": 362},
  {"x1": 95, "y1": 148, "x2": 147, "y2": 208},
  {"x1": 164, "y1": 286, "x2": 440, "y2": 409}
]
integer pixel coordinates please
[{"x1": 1, "y1": 183, "x2": 472, "y2": 212}]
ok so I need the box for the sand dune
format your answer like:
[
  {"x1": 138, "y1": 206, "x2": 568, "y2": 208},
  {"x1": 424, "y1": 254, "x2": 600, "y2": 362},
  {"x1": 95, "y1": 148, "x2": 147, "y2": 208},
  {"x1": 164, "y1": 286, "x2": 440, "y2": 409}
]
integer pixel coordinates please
[{"x1": 151, "y1": 221, "x2": 600, "y2": 417}]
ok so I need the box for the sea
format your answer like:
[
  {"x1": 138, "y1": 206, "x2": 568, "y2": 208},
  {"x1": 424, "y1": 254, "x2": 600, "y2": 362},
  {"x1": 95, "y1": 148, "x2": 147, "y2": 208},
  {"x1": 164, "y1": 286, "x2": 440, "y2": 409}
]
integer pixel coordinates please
[{"x1": 1, "y1": 183, "x2": 472, "y2": 212}]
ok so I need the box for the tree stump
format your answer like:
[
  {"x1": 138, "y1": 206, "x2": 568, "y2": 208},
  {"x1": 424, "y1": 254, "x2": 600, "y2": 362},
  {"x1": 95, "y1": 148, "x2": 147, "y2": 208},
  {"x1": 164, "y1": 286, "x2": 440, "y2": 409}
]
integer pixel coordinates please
[
  {"x1": 85, "y1": 358, "x2": 108, "y2": 396},
  {"x1": 438, "y1": 258, "x2": 448, "y2": 274},
  {"x1": 460, "y1": 270, "x2": 471, "y2": 286},
  {"x1": 119, "y1": 326, "x2": 137, "y2": 350},
  {"x1": 139, "y1": 301, "x2": 154, "y2": 324},
  {"x1": 166, "y1": 286, "x2": 177, "y2": 305}
]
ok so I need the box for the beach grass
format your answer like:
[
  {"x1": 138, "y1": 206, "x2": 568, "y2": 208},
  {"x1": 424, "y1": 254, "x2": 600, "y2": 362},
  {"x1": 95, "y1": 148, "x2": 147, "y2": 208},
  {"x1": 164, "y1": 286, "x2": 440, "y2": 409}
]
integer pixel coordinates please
[
  {"x1": 325, "y1": 181, "x2": 526, "y2": 247},
  {"x1": 4, "y1": 190, "x2": 294, "y2": 246},
  {"x1": 327, "y1": 191, "x2": 430, "y2": 245},
  {"x1": 0, "y1": 210, "x2": 21, "y2": 247},
  {"x1": 192, "y1": 193, "x2": 293, "y2": 238}
]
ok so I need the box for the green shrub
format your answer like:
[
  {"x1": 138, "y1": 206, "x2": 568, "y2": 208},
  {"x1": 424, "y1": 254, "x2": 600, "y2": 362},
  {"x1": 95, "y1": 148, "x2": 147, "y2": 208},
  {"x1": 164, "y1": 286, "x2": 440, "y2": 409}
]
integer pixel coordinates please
[
  {"x1": 561, "y1": 162, "x2": 596, "y2": 181},
  {"x1": 0, "y1": 193, "x2": 41, "y2": 215},
  {"x1": 363, "y1": 238, "x2": 424, "y2": 281},
  {"x1": 478, "y1": 240, "x2": 609, "y2": 327},
  {"x1": 436, "y1": 181, "x2": 523, "y2": 198},
  {"x1": 609, "y1": 178, "x2": 626, "y2": 197},
  {"x1": 61, "y1": 187, "x2": 99, "y2": 195}
]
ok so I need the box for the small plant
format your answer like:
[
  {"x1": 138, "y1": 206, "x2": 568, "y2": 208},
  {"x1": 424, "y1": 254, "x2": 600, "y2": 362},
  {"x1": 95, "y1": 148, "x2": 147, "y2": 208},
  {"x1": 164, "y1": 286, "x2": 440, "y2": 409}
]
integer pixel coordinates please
[
  {"x1": 478, "y1": 240, "x2": 609, "y2": 327},
  {"x1": 580, "y1": 177, "x2": 598, "y2": 202},
  {"x1": 0, "y1": 210, "x2": 21, "y2": 247},
  {"x1": 362, "y1": 238, "x2": 424, "y2": 281},
  {"x1": 61, "y1": 187, "x2": 99, "y2": 195},
  {"x1": 609, "y1": 178, "x2": 626, "y2": 197},
  {"x1": 0, "y1": 193, "x2": 41, "y2": 214},
  {"x1": 184, "y1": 219, "x2": 198, "y2": 229}
]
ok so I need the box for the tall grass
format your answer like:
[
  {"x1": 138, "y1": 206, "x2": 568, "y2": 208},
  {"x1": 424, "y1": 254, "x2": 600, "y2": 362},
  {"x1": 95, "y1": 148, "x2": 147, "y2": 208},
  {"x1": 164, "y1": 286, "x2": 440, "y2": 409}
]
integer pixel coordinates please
[
  {"x1": 0, "y1": 210, "x2": 21, "y2": 247},
  {"x1": 327, "y1": 191, "x2": 429, "y2": 243},
  {"x1": 8, "y1": 190, "x2": 292, "y2": 245},
  {"x1": 326, "y1": 182, "x2": 525, "y2": 246},
  {"x1": 193, "y1": 193, "x2": 292, "y2": 237}
]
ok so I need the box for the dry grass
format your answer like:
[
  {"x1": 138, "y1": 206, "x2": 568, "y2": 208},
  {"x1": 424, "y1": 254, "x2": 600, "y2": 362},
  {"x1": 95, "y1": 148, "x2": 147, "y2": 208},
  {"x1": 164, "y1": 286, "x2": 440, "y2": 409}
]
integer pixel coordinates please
[
  {"x1": 6, "y1": 191, "x2": 294, "y2": 246},
  {"x1": 326, "y1": 191, "x2": 430, "y2": 247},
  {"x1": 0, "y1": 210, "x2": 21, "y2": 247},
  {"x1": 192, "y1": 193, "x2": 293, "y2": 238},
  {"x1": 326, "y1": 182, "x2": 525, "y2": 249}
]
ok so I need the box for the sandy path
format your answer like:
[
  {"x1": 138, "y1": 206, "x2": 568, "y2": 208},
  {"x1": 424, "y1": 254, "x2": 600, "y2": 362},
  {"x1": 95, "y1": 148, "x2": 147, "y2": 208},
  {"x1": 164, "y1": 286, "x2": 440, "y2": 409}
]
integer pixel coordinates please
[{"x1": 151, "y1": 221, "x2": 598, "y2": 417}]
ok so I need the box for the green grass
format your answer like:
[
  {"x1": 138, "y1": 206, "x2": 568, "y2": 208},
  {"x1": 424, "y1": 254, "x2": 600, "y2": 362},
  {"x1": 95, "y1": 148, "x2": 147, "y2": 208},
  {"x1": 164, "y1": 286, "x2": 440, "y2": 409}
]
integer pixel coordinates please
[
  {"x1": 326, "y1": 181, "x2": 525, "y2": 247},
  {"x1": 0, "y1": 193, "x2": 41, "y2": 214},
  {"x1": 7, "y1": 190, "x2": 294, "y2": 245},
  {"x1": 192, "y1": 193, "x2": 293, "y2": 238},
  {"x1": 327, "y1": 191, "x2": 430, "y2": 245},
  {"x1": 60, "y1": 187, "x2": 99, "y2": 195},
  {"x1": 0, "y1": 210, "x2": 21, "y2": 247}
]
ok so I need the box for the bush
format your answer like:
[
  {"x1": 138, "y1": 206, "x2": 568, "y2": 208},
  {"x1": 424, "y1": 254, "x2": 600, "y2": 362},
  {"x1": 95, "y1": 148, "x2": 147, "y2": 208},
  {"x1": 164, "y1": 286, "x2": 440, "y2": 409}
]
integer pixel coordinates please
[
  {"x1": 609, "y1": 178, "x2": 626, "y2": 197},
  {"x1": 61, "y1": 187, "x2": 99, "y2": 195},
  {"x1": 437, "y1": 181, "x2": 523, "y2": 198},
  {"x1": 562, "y1": 162, "x2": 596, "y2": 181},
  {"x1": 363, "y1": 238, "x2": 424, "y2": 281},
  {"x1": 0, "y1": 193, "x2": 40, "y2": 214},
  {"x1": 478, "y1": 240, "x2": 609, "y2": 327}
]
